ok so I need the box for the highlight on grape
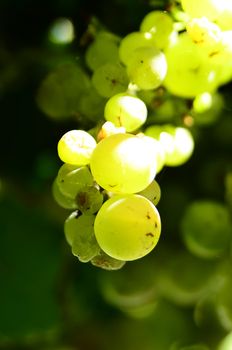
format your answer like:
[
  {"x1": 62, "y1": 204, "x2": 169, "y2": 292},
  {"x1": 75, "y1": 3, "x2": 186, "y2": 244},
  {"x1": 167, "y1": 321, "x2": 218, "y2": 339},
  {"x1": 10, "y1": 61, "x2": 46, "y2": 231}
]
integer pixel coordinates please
[{"x1": 42, "y1": 0, "x2": 232, "y2": 271}]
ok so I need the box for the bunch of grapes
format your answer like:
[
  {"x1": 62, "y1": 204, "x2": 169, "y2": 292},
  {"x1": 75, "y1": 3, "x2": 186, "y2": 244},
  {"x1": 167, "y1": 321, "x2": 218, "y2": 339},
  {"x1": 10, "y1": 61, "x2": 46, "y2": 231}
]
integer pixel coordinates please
[{"x1": 47, "y1": 0, "x2": 232, "y2": 271}]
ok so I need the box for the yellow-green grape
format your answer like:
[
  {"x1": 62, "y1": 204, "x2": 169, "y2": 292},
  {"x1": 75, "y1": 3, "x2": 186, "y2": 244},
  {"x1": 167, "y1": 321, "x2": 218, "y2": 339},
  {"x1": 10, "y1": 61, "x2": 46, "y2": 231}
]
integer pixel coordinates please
[
  {"x1": 181, "y1": 200, "x2": 232, "y2": 259},
  {"x1": 57, "y1": 130, "x2": 97, "y2": 165},
  {"x1": 90, "y1": 133, "x2": 157, "y2": 194},
  {"x1": 215, "y1": 2, "x2": 232, "y2": 30},
  {"x1": 91, "y1": 250, "x2": 126, "y2": 270},
  {"x1": 64, "y1": 211, "x2": 100, "y2": 262},
  {"x1": 164, "y1": 33, "x2": 218, "y2": 98},
  {"x1": 78, "y1": 86, "x2": 106, "y2": 122},
  {"x1": 94, "y1": 194, "x2": 161, "y2": 261},
  {"x1": 192, "y1": 92, "x2": 224, "y2": 126},
  {"x1": 140, "y1": 135, "x2": 166, "y2": 173},
  {"x1": 215, "y1": 273, "x2": 232, "y2": 331},
  {"x1": 180, "y1": 0, "x2": 223, "y2": 21},
  {"x1": 57, "y1": 164, "x2": 93, "y2": 198},
  {"x1": 92, "y1": 63, "x2": 129, "y2": 98},
  {"x1": 126, "y1": 46, "x2": 167, "y2": 90},
  {"x1": 75, "y1": 185, "x2": 103, "y2": 214},
  {"x1": 104, "y1": 93, "x2": 147, "y2": 132},
  {"x1": 144, "y1": 124, "x2": 194, "y2": 167},
  {"x1": 178, "y1": 345, "x2": 210, "y2": 350},
  {"x1": 217, "y1": 333, "x2": 232, "y2": 350},
  {"x1": 225, "y1": 172, "x2": 232, "y2": 210},
  {"x1": 118, "y1": 31, "x2": 156, "y2": 66},
  {"x1": 85, "y1": 31, "x2": 120, "y2": 71},
  {"x1": 208, "y1": 30, "x2": 232, "y2": 85},
  {"x1": 186, "y1": 17, "x2": 222, "y2": 54},
  {"x1": 52, "y1": 178, "x2": 77, "y2": 209},
  {"x1": 140, "y1": 11, "x2": 174, "y2": 49},
  {"x1": 97, "y1": 121, "x2": 126, "y2": 141},
  {"x1": 137, "y1": 180, "x2": 161, "y2": 206}
]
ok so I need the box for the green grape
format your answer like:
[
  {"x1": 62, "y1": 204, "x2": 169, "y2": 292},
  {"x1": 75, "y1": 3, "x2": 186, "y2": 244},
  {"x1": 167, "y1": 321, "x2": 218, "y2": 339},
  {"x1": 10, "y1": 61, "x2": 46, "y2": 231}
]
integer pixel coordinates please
[
  {"x1": 36, "y1": 63, "x2": 90, "y2": 119},
  {"x1": 57, "y1": 163, "x2": 93, "y2": 198},
  {"x1": 144, "y1": 124, "x2": 194, "y2": 167},
  {"x1": 217, "y1": 332, "x2": 232, "y2": 350},
  {"x1": 140, "y1": 135, "x2": 166, "y2": 173},
  {"x1": 94, "y1": 194, "x2": 161, "y2": 261},
  {"x1": 178, "y1": 345, "x2": 210, "y2": 350},
  {"x1": 215, "y1": 3, "x2": 232, "y2": 30},
  {"x1": 118, "y1": 31, "x2": 157, "y2": 66},
  {"x1": 180, "y1": 0, "x2": 223, "y2": 21},
  {"x1": 186, "y1": 17, "x2": 222, "y2": 54},
  {"x1": 64, "y1": 212, "x2": 100, "y2": 262},
  {"x1": 85, "y1": 31, "x2": 120, "y2": 71},
  {"x1": 181, "y1": 200, "x2": 232, "y2": 259},
  {"x1": 90, "y1": 133, "x2": 157, "y2": 194},
  {"x1": 137, "y1": 180, "x2": 161, "y2": 206},
  {"x1": 156, "y1": 248, "x2": 219, "y2": 306},
  {"x1": 225, "y1": 172, "x2": 232, "y2": 210},
  {"x1": 92, "y1": 63, "x2": 129, "y2": 98},
  {"x1": 57, "y1": 130, "x2": 97, "y2": 165},
  {"x1": 192, "y1": 92, "x2": 224, "y2": 126},
  {"x1": 164, "y1": 33, "x2": 218, "y2": 98},
  {"x1": 126, "y1": 46, "x2": 167, "y2": 90},
  {"x1": 140, "y1": 11, "x2": 174, "y2": 49},
  {"x1": 76, "y1": 185, "x2": 103, "y2": 214},
  {"x1": 52, "y1": 178, "x2": 78, "y2": 209},
  {"x1": 91, "y1": 250, "x2": 126, "y2": 270},
  {"x1": 78, "y1": 86, "x2": 106, "y2": 122},
  {"x1": 104, "y1": 93, "x2": 147, "y2": 132}
]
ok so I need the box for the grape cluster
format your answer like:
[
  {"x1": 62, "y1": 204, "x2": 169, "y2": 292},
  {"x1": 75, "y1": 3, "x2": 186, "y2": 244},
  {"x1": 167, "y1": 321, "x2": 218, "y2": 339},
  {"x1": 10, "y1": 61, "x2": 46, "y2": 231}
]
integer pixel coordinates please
[{"x1": 50, "y1": 0, "x2": 232, "y2": 270}]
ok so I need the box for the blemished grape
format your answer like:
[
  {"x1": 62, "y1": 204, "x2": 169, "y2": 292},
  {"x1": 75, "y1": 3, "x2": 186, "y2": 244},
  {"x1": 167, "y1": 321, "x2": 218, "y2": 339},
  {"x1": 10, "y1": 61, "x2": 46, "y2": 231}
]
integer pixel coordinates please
[
  {"x1": 137, "y1": 179, "x2": 161, "y2": 206},
  {"x1": 64, "y1": 212, "x2": 100, "y2": 262},
  {"x1": 57, "y1": 130, "x2": 97, "y2": 165},
  {"x1": 118, "y1": 31, "x2": 156, "y2": 66},
  {"x1": 75, "y1": 185, "x2": 103, "y2": 214},
  {"x1": 92, "y1": 63, "x2": 129, "y2": 98},
  {"x1": 140, "y1": 11, "x2": 174, "y2": 49},
  {"x1": 144, "y1": 124, "x2": 194, "y2": 167},
  {"x1": 57, "y1": 164, "x2": 93, "y2": 198},
  {"x1": 52, "y1": 179, "x2": 77, "y2": 209},
  {"x1": 180, "y1": 200, "x2": 232, "y2": 259},
  {"x1": 90, "y1": 133, "x2": 157, "y2": 194},
  {"x1": 94, "y1": 194, "x2": 161, "y2": 261},
  {"x1": 126, "y1": 46, "x2": 167, "y2": 90},
  {"x1": 164, "y1": 33, "x2": 218, "y2": 98},
  {"x1": 104, "y1": 93, "x2": 147, "y2": 132},
  {"x1": 85, "y1": 31, "x2": 120, "y2": 71},
  {"x1": 91, "y1": 250, "x2": 126, "y2": 270}
]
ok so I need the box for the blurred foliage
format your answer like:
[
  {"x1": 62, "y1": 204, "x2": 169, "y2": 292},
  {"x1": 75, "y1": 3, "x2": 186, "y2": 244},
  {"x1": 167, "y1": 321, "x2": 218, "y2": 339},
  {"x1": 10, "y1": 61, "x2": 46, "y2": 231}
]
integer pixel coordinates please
[{"x1": 0, "y1": 0, "x2": 232, "y2": 349}]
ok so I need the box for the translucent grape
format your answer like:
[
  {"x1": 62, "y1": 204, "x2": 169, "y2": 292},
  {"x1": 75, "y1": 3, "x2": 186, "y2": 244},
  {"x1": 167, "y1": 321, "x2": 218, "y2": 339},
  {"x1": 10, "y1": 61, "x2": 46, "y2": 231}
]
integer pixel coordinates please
[
  {"x1": 52, "y1": 178, "x2": 77, "y2": 209},
  {"x1": 91, "y1": 250, "x2": 126, "y2": 270},
  {"x1": 64, "y1": 212, "x2": 100, "y2": 262},
  {"x1": 48, "y1": 17, "x2": 75, "y2": 45},
  {"x1": 90, "y1": 133, "x2": 157, "y2": 194},
  {"x1": 85, "y1": 31, "x2": 120, "y2": 71},
  {"x1": 57, "y1": 130, "x2": 97, "y2": 165},
  {"x1": 97, "y1": 121, "x2": 126, "y2": 141},
  {"x1": 180, "y1": 0, "x2": 223, "y2": 21},
  {"x1": 140, "y1": 135, "x2": 166, "y2": 173},
  {"x1": 144, "y1": 124, "x2": 194, "y2": 167},
  {"x1": 140, "y1": 11, "x2": 174, "y2": 49},
  {"x1": 137, "y1": 179, "x2": 161, "y2": 206},
  {"x1": 104, "y1": 93, "x2": 147, "y2": 132},
  {"x1": 118, "y1": 31, "x2": 156, "y2": 66},
  {"x1": 181, "y1": 200, "x2": 232, "y2": 259},
  {"x1": 57, "y1": 163, "x2": 93, "y2": 198},
  {"x1": 36, "y1": 63, "x2": 90, "y2": 119},
  {"x1": 192, "y1": 92, "x2": 224, "y2": 126},
  {"x1": 94, "y1": 194, "x2": 161, "y2": 261},
  {"x1": 78, "y1": 86, "x2": 106, "y2": 122},
  {"x1": 164, "y1": 33, "x2": 218, "y2": 97},
  {"x1": 126, "y1": 46, "x2": 167, "y2": 90},
  {"x1": 92, "y1": 63, "x2": 129, "y2": 98},
  {"x1": 76, "y1": 185, "x2": 103, "y2": 214}
]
